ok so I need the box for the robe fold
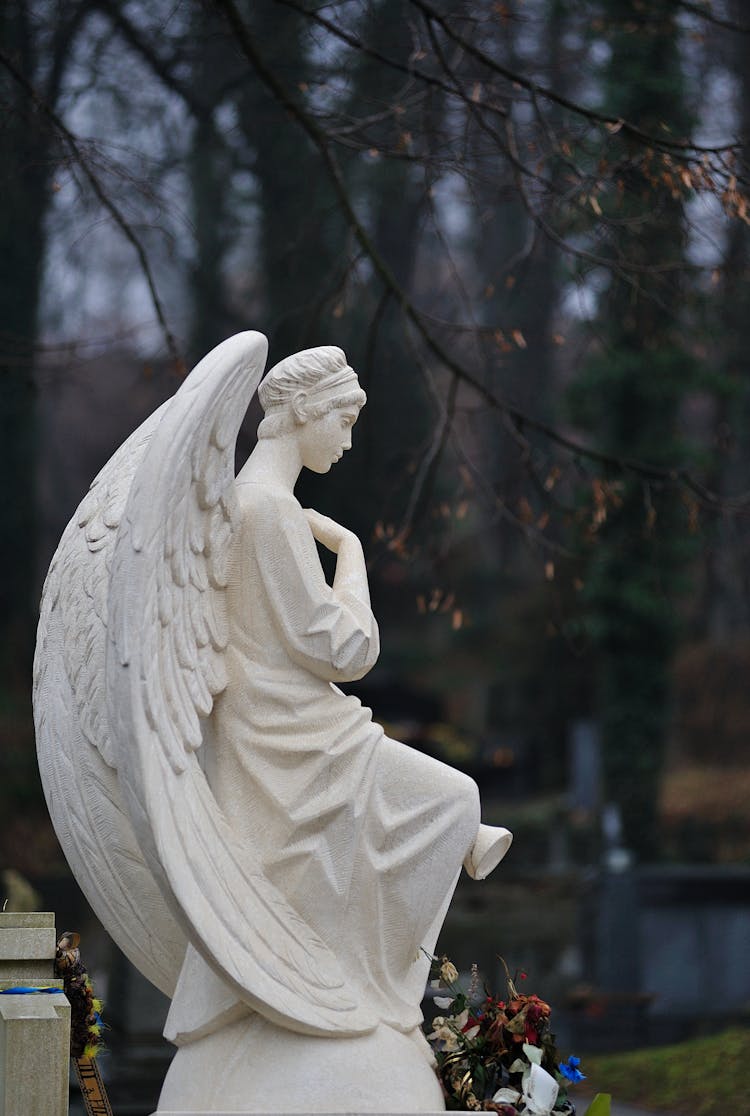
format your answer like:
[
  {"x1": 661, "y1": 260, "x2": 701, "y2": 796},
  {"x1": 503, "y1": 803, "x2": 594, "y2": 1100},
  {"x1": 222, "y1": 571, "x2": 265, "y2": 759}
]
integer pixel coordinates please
[{"x1": 165, "y1": 483, "x2": 479, "y2": 1044}]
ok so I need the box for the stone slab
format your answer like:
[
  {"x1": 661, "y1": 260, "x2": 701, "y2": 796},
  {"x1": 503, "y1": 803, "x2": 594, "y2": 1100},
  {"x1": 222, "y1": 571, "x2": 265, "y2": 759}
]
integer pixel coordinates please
[
  {"x1": 0, "y1": 960, "x2": 57, "y2": 982},
  {"x1": 0, "y1": 913, "x2": 55, "y2": 930},
  {"x1": 0, "y1": 913, "x2": 57, "y2": 991},
  {"x1": 0, "y1": 991, "x2": 70, "y2": 1116},
  {"x1": 0, "y1": 928, "x2": 56, "y2": 961},
  {"x1": 0, "y1": 977, "x2": 63, "y2": 991}
]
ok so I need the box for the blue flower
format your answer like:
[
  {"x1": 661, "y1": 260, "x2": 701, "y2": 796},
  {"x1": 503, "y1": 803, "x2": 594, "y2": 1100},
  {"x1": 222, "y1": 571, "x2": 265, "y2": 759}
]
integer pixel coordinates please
[{"x1": 559, "y1": 1055, "x2": 586, "y2": 1083}]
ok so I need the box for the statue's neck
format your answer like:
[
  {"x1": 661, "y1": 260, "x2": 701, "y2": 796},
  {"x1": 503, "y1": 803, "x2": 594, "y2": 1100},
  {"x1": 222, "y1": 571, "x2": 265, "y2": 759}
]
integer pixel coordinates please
[{"x1": 236, "y1": 435, "x2": 302, "y2": 493}]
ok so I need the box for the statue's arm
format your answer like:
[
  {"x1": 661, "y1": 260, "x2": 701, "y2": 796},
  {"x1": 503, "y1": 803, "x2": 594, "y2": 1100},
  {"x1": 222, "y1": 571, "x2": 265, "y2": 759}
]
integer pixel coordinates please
[
  {"x1": 304, "y1": 508, "x2": 370, "y2": 609},
  {"x1": 251, "y1": 494, "x2": 379, "y2": 682}
]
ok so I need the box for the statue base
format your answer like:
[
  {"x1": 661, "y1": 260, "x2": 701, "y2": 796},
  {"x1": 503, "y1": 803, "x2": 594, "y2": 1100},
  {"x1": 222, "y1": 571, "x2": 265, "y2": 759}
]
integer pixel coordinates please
[{"x1": 155, "y1": 1017, "x2": 446, "y2": 1113}]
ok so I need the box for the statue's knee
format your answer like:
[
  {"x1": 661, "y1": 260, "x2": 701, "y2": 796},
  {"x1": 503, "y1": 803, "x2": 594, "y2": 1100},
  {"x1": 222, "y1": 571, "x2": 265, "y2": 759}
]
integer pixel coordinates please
[{"x1": 451, "y1": 772, "x2": 480, "y2": 838}]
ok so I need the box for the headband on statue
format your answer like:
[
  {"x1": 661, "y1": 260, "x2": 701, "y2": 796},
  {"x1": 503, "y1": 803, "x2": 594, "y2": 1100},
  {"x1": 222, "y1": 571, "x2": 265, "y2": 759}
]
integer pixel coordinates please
[{"x1": 262, "y1": 366, "x2": 361, "y2": 411}]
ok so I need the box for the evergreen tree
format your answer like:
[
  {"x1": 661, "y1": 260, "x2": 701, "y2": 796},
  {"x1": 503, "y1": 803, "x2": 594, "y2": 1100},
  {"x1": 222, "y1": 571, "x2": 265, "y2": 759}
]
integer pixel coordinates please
[{"x1": 568, "y1": 0, "x2": 698, "y2": 858}]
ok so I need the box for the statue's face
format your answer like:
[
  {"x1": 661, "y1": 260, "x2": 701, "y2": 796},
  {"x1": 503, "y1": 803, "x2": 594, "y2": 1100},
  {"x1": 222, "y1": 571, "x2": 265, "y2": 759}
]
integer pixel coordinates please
[{"x1": 298, "y1": 404, "x2": 360, "y2": 474}]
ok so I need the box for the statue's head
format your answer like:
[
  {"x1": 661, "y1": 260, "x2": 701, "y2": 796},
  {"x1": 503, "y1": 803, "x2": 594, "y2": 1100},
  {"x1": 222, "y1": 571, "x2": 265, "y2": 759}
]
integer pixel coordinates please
[{"x1": 257, "y1": 346, "x2": 366, "y2": 473}]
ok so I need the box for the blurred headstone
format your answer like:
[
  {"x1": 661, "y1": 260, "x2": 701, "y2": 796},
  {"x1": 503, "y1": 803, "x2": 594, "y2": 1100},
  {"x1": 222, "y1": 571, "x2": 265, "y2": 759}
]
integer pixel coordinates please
[
  {"x1": 568, "y1": 719, "x2": 602, "y2": 815},
  {"x1": 639, "y1": 866, "x2": 750, "y2": 1017},
  {"x1": 596, "y1": 863, "x2": 639, "y2": 994}
]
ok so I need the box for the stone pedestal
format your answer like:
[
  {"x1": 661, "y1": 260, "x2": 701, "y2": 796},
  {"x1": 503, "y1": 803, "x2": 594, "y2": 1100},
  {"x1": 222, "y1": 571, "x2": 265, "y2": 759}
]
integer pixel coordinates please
[
  {"x1": 155, "y1": 1018, "x2": 445, "y2": 1115},
  {"x1": 0, "y1": 912, "x2": 70, "y2": 1116}
]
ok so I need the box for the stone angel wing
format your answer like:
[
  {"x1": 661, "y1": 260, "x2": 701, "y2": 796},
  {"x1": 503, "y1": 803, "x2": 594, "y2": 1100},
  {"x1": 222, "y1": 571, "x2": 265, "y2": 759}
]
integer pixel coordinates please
[
  {"x1": 34, "y1": 397, "x2": 187, "y2": 997},
  {"x1": 106, "y1": 332, "x2": 376, "y2": 1037}
]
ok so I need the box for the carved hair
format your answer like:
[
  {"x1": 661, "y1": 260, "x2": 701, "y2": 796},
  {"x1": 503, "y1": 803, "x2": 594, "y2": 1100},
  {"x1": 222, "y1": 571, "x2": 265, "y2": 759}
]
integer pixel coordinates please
[{"x1": 257, "y1": 345, "x2": 366, "y2": 438}]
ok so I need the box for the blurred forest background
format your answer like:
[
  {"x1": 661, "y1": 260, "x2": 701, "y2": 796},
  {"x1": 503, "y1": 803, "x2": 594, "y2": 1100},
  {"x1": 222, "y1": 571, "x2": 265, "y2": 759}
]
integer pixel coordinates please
[{"x1": 3, "y1": 0, "x2": 750, "y2": 1106}]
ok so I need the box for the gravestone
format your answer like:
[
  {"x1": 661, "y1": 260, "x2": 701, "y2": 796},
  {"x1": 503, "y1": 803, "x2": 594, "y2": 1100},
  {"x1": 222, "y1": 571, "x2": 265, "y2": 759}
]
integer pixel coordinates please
[
  {"x1": 0, "y1": 911, "x2": 70, "y2": 1116},
  {"x1": 568, "y1": 719, "x2": 602, "y2": 815}
]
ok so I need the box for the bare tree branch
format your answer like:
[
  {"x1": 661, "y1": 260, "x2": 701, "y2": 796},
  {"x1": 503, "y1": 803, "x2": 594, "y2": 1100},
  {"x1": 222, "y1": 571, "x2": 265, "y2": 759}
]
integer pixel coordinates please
[
  {"x1": 676, "y1": 0, "x2": 750, "y2": 34},
  {"x1": 211, "y1": 0, "x2": 750, "y2": 515},
  {"x1": 0, "y1": 46, "x2": 182, "y2": 367},
  {"x1": 274, "y1": 0, "x2": 508, "y2": 115},
  {"x1": 91, "y1": 0, "x2": 209, "y2": 118},
  {"x1": 411, "y1": 0, "x2": 740, "y2": 157}
]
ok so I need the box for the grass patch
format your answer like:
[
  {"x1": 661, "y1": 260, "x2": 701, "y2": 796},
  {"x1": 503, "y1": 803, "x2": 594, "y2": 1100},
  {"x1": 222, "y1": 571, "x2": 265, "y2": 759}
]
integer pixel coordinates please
[{"x1": 582, "y1": 1027, "x2": 750, "y2": 1115}]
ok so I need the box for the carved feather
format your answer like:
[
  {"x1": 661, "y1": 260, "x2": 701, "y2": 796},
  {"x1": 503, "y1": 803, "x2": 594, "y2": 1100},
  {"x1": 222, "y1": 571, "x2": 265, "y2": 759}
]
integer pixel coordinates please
[{"x1": 33, "y1": 400, "x2": 187, "y2": 996}]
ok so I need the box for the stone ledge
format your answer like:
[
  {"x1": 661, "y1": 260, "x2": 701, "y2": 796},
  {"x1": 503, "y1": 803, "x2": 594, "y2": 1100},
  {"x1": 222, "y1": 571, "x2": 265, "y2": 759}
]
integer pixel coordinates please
[
  {"x1": 0, "y1": 990, "x2": 69, "y2": 1019},
  {"x1": 0, "y1": 989, "x2": 70, "y2": 1116},
  {"x1": 0, "y1": 977, "x2": 63, "y2": 990},
  {"x1": 0, "y1": 960, "x2": 61, "y2": 981},
  {"x1": 0, "y1": 912, "x2": 55, "y2": 929},
  {"x1": 0, "y1": 928, "x2": 56, "y2": 960}
]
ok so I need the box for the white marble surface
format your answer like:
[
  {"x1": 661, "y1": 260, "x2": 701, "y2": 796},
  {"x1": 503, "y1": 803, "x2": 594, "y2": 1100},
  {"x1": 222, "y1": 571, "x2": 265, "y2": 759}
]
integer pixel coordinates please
[{"x1": 35, "y1": 334, "x2": 512, "y2": 1113}]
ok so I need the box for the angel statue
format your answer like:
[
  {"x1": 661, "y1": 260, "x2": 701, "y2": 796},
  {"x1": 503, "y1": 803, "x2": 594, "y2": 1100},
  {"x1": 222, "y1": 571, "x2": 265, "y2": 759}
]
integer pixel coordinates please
[{"x1": 33, "y1": 332, "x2": 512, "y2": 1114}]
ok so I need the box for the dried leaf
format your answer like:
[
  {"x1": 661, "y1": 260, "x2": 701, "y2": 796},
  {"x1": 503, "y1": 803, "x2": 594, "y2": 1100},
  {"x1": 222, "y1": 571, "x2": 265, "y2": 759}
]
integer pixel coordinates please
[
  {"x1": 543, "y1": 466, "x2": 561, "y2": 493},
  {"x1": 518, "y1": 497, "x2": 534, "y2": 524}
]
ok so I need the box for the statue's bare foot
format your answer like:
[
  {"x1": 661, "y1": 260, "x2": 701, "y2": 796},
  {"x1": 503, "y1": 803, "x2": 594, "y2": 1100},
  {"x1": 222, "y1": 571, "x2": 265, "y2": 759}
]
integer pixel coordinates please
[{"x1": 464, "y1": 824, "x2": 513, "y2": 880}]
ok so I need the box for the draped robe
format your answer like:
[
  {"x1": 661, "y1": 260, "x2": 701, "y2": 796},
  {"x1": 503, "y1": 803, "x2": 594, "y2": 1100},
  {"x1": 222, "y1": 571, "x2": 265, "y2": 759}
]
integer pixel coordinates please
[{"x1": 165, "y1": 482, "x2": 479, "y2": 1044}]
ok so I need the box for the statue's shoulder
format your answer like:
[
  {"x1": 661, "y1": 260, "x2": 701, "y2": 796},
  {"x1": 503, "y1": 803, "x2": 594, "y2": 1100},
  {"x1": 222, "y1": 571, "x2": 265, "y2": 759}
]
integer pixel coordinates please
[{"x1": 235, "y1": 480, "x2": 304, "y2": 525}]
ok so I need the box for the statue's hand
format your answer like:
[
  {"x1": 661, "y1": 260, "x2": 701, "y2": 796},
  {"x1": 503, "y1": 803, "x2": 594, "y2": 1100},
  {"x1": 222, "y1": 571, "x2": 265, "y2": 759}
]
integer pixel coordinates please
[{"x1": 304, "y1": 508, "x2": 358, "y2": 554}]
